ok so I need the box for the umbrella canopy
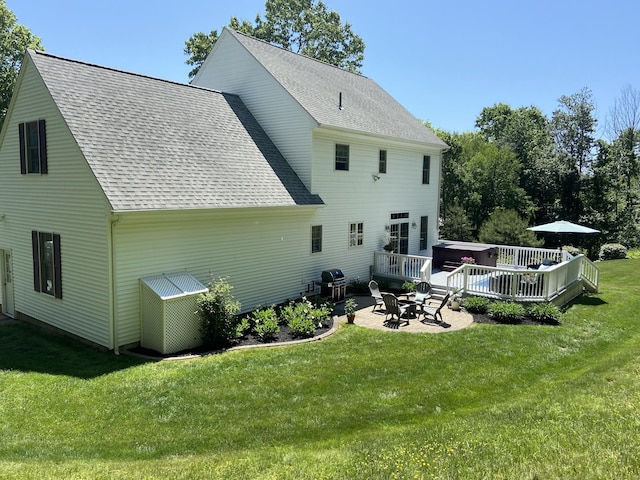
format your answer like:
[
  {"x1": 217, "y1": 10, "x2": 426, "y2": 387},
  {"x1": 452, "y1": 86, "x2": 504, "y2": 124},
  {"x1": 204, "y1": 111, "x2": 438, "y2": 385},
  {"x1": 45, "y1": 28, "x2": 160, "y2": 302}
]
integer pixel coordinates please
[{"x1": 527, "y1": 220, "x2": 600, "y2": 234}]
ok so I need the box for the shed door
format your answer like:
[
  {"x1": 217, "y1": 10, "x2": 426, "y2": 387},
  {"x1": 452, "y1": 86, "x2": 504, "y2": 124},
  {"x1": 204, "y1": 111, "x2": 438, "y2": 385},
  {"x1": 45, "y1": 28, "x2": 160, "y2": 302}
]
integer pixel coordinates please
[{"x1": 2, "y1": 250, "x2": 14, "y2": 317}]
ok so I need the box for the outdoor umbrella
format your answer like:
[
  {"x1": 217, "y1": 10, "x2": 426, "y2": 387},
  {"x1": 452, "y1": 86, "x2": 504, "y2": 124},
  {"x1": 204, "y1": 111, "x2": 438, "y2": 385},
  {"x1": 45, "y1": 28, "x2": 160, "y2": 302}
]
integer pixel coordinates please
[{"x1": 527, "y1": 220, "x2": 600, "y2": 234}]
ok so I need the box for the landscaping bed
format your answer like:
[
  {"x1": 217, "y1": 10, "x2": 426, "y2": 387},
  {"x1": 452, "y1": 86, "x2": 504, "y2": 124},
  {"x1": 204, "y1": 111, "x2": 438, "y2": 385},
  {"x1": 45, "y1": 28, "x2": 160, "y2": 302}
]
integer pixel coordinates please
[
  {"x1": 463, "y1": 295, "x2": 563, "y2": 325},
  {"x1": 471, "y1": 312, "x2": 560, "y2": 326},
  {"x1": 129, "y1": 315, "x2": 335, "y2": 359}
]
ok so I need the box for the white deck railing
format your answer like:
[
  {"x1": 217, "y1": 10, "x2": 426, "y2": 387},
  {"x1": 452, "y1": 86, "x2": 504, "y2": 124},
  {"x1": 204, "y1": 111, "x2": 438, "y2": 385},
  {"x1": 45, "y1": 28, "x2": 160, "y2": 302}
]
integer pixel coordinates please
[
  {"x1": 446, "y1": 254, "x2": 598, "y2": 303},
  {"x1": 496, "y1": 245, "x2": 571, "y2": 268},
  {"x1": 371, "y1": 244, "x2": 598, "y2": 305},
  {"x1": 373, "y1": 252, "x2": 432, "y2": 283}
]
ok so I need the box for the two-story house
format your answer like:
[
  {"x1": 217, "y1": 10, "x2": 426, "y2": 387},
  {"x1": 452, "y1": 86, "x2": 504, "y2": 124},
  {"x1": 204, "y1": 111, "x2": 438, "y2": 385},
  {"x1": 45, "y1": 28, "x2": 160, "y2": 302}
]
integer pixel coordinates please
[{"x1": 0, "y1": 29, "x2": 447, "y2": 351}]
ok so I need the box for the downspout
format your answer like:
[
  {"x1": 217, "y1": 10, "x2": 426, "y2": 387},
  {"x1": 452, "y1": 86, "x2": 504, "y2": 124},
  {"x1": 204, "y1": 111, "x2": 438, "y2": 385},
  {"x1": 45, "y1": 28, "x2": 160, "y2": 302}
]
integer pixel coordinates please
[{"x1": 109, "y1": 215, "x2": 121, "y2": 354}]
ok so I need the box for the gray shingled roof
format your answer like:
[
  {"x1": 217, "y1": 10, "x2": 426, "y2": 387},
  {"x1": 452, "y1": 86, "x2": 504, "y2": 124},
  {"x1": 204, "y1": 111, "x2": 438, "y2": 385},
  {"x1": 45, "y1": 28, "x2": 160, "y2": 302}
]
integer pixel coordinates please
[
  {"x1": 227, "y1": 29, "x2": 447, "y2": 147},
  {"x1": 28, "y1": 50, "x2": 323, "y2": 212}
]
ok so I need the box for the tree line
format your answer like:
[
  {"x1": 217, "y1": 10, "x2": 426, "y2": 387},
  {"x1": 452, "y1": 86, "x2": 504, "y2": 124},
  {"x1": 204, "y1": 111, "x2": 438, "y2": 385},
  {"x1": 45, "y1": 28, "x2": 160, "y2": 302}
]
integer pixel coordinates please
[
  {"x1": 4, "y1": 0, "x2": 637, "y2": 257},
  {"x1": 435, "y1": 85, "x2": 640, "y2": 255}
]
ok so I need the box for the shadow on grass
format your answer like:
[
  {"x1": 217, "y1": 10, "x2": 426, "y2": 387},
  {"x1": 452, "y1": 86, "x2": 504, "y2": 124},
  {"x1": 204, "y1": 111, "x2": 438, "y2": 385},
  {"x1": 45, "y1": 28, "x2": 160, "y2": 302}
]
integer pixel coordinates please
[
  {"x1": 0, "y1": 322, "x2": 150, "y2": 379},
  {"x1": 565, "y1": 294, "x2": 608, "y2": 308}
]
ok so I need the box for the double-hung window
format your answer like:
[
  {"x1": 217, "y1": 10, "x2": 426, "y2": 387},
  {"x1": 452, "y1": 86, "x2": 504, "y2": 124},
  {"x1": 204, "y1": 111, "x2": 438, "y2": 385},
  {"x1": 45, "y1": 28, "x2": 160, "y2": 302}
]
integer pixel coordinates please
[
  {"x1": 19, "y1": 120, "x2": 48, "y2": 174},
  {"x1": 378, "y1": 150, "x2": 387, "y2": 174},
  {"x1": 420, "y1": 216, "x2": 428, "y2": 250},
  {"x1": 349, "y1": 222, "x2": 364, "y2": 247},
  {"x1": 32, "y1": 231, "x2": 62, "y2": 298},
  {"x1": 335, "y1": 144, "x2": 349, "y2": 171},
  {"x1": 311, "y1": 225, "x2": 323, "y2": 253},
  {"x1": 422, "y1": 155, "x2": 430, "y2": 184}
]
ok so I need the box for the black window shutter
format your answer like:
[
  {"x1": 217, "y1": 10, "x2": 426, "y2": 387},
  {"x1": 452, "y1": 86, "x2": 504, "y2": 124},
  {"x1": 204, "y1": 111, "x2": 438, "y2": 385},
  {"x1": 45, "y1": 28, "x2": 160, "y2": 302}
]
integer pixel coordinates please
[
  {"x1": 53, "y1": 233, "x2": 62, "y2": 299},
  {"x1": 38, "y1": 119, "x2": 48, "y2": 174},
  {"x1": 31, "y1": 231, "x2": 41, "y2": 292},
  {"x1": 19, "y1": 123, "x2": 27, "y2": 174}
]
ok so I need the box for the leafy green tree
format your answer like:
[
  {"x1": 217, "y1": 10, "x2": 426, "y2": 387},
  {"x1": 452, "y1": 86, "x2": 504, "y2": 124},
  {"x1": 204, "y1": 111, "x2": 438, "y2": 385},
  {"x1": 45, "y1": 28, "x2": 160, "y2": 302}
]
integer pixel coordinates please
[
  {"x1": 478, "y1": 209, "x2": 542, "y2": 247},
  {"x1": 605, "y1": 85, "x2": 640, "y2": 247},
  {"x1": 594, "y1": 130, "x2": 640, "y2": 248},
  {"x1": 184, "y1": 0, "x2": 365, "y2": 79},
  {"x1": 581, "y1": 140, "x2": 617, "y2": 235},
  {"x1": 462, "y1": 142, "x2": 533, "y2": 233},
  {"x1": 476, "y1": 103, "x2": 559, "y2": 224},
  {"x1": 0, "y1": 0, "x2": 43, "y2": 127},
  {"x1": 184, "y1": 18, "x2": 258, "y2": 79},
  {"x1": 439, "y1": 204, "x2": 474, "y2": 242},
  {"x1": 475, "y1": 103, "x2": 513, "y2": 142},
  {"x1": 551, "y1": 88, "x2": 597, "y2": 221},
  {"x1": 435, "y1": 128, "x2": 469, "y2": 224},
  {"x1": 552, "y1": 88, "x2": 597, "y2": 175},
  {"x1": 437, "y1": 129, "x2": 534, "y2": 238}
]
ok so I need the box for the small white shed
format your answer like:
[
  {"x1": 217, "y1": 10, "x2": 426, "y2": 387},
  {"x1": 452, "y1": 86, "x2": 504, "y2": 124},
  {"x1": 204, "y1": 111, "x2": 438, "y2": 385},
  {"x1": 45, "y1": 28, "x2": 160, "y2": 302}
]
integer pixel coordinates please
[{"x1": 140, "y1": 272, "x2": 208, "y2": 354}]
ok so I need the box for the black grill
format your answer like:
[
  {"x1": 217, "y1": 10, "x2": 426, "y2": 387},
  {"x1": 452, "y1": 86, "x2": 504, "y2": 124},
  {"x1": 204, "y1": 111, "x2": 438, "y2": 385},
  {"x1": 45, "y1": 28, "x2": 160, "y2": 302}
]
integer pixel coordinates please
[{"x1": 320, "y1": 268, "x2": 346, "y2": 302}]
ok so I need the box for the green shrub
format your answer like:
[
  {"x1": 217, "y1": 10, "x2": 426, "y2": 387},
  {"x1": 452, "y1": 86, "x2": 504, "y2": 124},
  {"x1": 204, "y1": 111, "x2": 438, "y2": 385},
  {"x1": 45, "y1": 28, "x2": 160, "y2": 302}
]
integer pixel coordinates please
[
  {"x1": 488, "y1": 301, "x2": 525, "y2": 324},
  {"x1": 250, "y1": 306, "x2": 280, "y2": 342},
  {"x1": 627, "y1": 248, "x2": 640, "y2": 259},
  {"x1": 562, "y1": 245, "x2": 584, "y2": 257},
  {"x1": 527, "y1": 303, "x2": 562, "y2": 325},
  {"x1": 308, "y1": 295, "x2": 334, "y2": 312},
  {"x1": 288, "y1": 315, "x2": 316, "y2": 338},
  {"x1": 197, "y1": 277, "x2": 242, "y2": 349},
  {"x1": 281, "y1": 298, "x2": 330, "y2": 337},
  {"x1": 348, "y1": 279, "x2": 369, "y2": 294},
  {"x1": 599, "y1": 243, "x2": 627, "y2": 260},
  {"x1": 462, "y1": 296, "x2": 491, "y2": 314},
  {"x1": 236, "y1": 317, "x2": 252, "y2": 338},
  {"x1": 402, "y1": 281, "x2": 417, "y2": 293}
]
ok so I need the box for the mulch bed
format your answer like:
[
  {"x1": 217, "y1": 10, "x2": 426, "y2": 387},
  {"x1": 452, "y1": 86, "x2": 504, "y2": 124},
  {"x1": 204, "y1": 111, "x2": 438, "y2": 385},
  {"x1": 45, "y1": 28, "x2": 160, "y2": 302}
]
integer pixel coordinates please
[
  {"x1": 128, "y1": 316, "x2": 335, "y2": 359},
  {"x1": 472, "y1": 313, "x2": 560, "y2": 326}
]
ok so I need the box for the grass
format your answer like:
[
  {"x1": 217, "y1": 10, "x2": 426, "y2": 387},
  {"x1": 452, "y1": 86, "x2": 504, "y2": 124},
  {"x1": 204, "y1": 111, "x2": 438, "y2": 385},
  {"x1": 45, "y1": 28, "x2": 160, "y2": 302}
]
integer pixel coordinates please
[{"x1": 1, "y1": 259, "x2": 639, "y2": 479}]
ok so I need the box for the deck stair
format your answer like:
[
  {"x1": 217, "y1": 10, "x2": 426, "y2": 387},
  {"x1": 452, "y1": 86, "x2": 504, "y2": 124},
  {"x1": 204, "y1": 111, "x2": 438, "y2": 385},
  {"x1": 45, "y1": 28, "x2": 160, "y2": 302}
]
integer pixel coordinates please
[{"x1": 430, "y1": 285, "x2": 448, "y2": 298}]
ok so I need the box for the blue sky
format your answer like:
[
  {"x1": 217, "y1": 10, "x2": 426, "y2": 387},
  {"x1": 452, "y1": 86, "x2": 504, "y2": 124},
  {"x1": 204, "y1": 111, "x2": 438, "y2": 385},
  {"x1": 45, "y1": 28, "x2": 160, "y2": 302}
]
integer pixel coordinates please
[{"x1": 9, "y1": 0, "x2": 640, "y2": 135}]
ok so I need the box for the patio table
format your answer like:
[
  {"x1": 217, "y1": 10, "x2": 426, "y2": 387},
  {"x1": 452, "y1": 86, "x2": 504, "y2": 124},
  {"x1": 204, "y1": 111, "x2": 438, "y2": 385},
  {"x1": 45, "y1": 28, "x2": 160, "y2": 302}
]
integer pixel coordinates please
[{"x1": 399, "y1": 299, "x2": 418, "y2": 318}]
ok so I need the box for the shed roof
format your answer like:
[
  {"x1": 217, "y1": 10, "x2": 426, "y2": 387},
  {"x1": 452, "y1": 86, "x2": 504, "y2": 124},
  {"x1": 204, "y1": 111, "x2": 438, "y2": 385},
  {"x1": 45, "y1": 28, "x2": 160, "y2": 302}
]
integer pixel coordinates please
[
  {"x1": 224, "y1": 29, "x2": 447, "y2": 147},
  {"x1": 27, "y1": 50, "x2": 323, "y2": 212},
  {"x1": 140, "y1": 272, "x2": 207, "y2": 300}
]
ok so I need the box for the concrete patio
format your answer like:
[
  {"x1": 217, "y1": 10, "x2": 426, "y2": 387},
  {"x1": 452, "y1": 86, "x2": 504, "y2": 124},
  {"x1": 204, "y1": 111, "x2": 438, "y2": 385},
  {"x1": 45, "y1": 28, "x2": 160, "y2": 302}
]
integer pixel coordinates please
[{"x1": 334, "y1": 294, "x2": 474, "y2": 334}]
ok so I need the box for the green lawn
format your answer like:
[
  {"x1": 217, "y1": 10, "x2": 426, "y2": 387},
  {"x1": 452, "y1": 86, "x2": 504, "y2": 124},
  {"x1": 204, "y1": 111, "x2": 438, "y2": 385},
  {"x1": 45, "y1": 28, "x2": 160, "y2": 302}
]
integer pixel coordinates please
[{"x1": 1, "y1": 260, "x2": 639, "y2": 479}]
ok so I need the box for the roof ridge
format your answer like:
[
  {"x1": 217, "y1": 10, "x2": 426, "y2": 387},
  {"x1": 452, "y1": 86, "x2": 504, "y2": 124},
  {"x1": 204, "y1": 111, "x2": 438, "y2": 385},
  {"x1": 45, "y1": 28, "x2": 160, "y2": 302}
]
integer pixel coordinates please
[
  {"x1": 226, "y1": 28, "x2": 369, "y2": 80},
  {"x1": 29, "y1": 49, "x2": 229, "y2": 96}
]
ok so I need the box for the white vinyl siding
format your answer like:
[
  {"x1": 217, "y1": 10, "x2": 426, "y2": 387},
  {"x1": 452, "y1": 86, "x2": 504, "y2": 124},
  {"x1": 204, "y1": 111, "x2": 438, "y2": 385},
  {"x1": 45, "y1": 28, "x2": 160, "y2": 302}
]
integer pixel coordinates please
[
  {"x1": 110, "y1": 207, "x2": 325, "y2": 346},
  {"x1": 194, "y1": 33, "x2": 317, "y2": 190},
  {"x1": 0, "y1": 58, "x2": 113, "y2": 347},
  {"x1": 308, "y1": 128, "x2": 441, "y2": 283}
]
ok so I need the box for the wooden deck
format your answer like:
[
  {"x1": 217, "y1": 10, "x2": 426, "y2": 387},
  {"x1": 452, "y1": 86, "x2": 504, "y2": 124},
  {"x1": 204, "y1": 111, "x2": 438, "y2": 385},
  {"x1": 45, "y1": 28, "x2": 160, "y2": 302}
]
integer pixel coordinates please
[{"x1": 371, "y1": 243, "x2": 599, "y2": 307}]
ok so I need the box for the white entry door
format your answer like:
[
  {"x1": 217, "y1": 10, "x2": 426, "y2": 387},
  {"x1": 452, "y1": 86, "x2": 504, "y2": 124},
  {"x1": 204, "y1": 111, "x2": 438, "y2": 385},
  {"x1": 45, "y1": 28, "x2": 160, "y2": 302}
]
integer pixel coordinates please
[{"x1": 2, "y1": 250, "x2": 14, "y2": 317}]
